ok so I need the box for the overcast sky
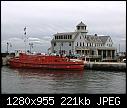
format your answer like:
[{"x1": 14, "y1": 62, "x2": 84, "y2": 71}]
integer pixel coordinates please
[{"x1": 1, "y1": 1, "x2": 126, "y2": 53}]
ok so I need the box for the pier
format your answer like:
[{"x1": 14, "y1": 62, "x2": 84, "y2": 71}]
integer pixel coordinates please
[{"x1": 84, "y1": 61, "x2": 126, "y2": 71}]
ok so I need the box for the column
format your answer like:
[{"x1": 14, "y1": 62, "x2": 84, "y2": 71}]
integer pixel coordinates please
[
  {"x1": 110, "y1": 50, "x2": 112, "y2": 59},
  {"x1": 101, "y1": 50, "x2": 103, "y2": 59},
  {"x1": 106, "y1": 50, "x2": 107, "y2": 59}
]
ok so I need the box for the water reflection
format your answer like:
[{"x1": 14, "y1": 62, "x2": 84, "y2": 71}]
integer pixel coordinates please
[
  {"x1": 2, "y1": 66, "x2": 126, "y2": 93},
  {"x1": 13, "y1": 68, "x2": 84, "y2": 80}
]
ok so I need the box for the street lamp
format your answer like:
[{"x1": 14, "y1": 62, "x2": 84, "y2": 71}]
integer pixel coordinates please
[{"x1": 6, "y1": 42, "x2": 12, "y2": 53}]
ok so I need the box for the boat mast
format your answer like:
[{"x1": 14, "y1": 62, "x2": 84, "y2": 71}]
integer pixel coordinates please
[{"x1": 24, "y1": 27, "x2": 27, "y2": 53}]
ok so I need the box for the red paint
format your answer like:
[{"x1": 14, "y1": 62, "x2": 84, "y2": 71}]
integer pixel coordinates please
[{"x1": 9, "y1": 53, "x2": 84, "y2": 70}]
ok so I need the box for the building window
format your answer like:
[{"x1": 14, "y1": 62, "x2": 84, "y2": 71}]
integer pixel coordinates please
[
  {"x1": 68, "y1": 35, "x2": 70, "y2": 39},
  {"x1": 87, "y1": 43, "x2": 88, "y2": 46},
  {"x1": 65, "y1": 35, "x2": 67, "y2": 39},
  {"x1": 90, "y1": 43, "x2": 91, "y2": 46},
  {"x1": 83, "y1": 42, "x2": 84, "y2": 46},
  {"x1": 85, "y1": 26, "x2": 86, "y2": 30},
  {"x1": 77, "y1": 42, "x2": 78, "y2": 46},
  {"x1": 80, "y1": 42, "x2": 81, "y2": 46},
  {"x1": 93, "y1": 43, "x2": 94, "y2": 46},
  {"x1": 54, "y1": 42, "x2": 56, "y2": 46},
  {"x1": 69, "y1": 42, "x2": 71, "y2": 46},
  {"x1": 70, "y1": 35, "x2": 72, "y2": 39},
  {"x1": 69, "y1": 50, "x2": 71, "y2": 54},
  {"x1": 61, "y1": 43, "x2": 63, "y2": 46},
  {"x1": 64, "y1": 35, "x2": 65, "y2": 39},
  {"x1": 81, "y1": 26, "x2": 84, "y2": 30},
  {"x1": 77, "y1": 26, "x2": 80, "y2": 30},
  {"x1": 61, "y1": 35, "x2": 63, "y2": 39}
]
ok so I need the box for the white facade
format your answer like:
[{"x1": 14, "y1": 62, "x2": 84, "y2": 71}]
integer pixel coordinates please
[{"x1": 51, "y1": 21, "x2": 116, "y2": 59}]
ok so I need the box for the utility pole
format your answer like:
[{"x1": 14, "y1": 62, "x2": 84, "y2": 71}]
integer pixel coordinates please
[
  {"x1": 7, "y1": 42, "x2": 9, "y2": 53},
  {"x1": 119, "y1": 44, "x2": 120, "y2": 53}
]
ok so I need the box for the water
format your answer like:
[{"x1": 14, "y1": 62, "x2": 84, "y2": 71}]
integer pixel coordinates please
[{"x1": 1, "y1": 66, "x2": 126, "y2": 94}]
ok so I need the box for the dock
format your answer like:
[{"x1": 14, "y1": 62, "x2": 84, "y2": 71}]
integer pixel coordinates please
[{"x1": 84, "y1": 61, "x2": 126, "y2": 71}]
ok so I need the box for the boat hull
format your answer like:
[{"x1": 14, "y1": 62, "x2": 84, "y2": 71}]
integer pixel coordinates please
[
  {"x1": 8, "y1": 54, "x2": 84, "y2": 71},
  {"x1": 9, "y1": 61, "x2": 84, "y2": 71}
]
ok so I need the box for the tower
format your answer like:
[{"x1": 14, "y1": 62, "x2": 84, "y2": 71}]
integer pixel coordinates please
[{"x1": 76, "y1": 21, "x2": 88, "y2": 33}]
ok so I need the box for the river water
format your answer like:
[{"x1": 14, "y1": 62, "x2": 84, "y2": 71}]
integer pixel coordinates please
[{"x1": 1, "y1": 66, "x2": 126, "y2": 94}]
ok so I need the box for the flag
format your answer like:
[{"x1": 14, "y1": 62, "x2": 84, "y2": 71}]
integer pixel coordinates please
[{"x1": 24, "y1": 27, "x2": 26, "y2": 31}]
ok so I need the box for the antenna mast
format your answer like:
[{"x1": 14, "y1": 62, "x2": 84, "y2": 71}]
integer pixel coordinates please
[{"x1": 24, "y1": 27, "x2": 27, "y2": 53}]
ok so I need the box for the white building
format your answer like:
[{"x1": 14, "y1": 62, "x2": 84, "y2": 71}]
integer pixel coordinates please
[{"x1": 51, "y1": 21, "x2": 116, "y2": 60}]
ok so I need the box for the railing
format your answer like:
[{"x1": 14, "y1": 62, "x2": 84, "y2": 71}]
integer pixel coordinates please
[{"x1": 83, "y1": 55, "x2": 102, "y2": 58}]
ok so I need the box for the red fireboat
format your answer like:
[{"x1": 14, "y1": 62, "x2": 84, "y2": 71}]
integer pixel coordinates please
[{"x1": 8, "y1": 53, "x2": 84, "y2": 71}]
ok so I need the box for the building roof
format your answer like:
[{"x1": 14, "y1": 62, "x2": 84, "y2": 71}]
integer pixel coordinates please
[
  {"x1": 99, "y1": 36, "x2": 110, "y2": 44},
  {"x1": 53, "y1": 32, "x2": 111, "y2": 44},
  {"x1": 76, "y1": 21, "x2": 87, "y2": 27},
  {"x1": 86, "y1": 35, "x2": 102, "y2": 43},
  {"x1": 54, "y1": 32, "x2": 75, "y2": 36}
]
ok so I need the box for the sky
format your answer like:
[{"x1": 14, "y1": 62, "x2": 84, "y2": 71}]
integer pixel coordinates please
[{"x1": 1, "y1": 1, "x2": 126, "y2": 53}]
